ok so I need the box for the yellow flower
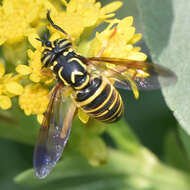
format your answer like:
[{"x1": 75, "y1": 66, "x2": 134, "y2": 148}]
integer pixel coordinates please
[
  {"x1": 16, "y1": 33, "x2": 54, "y2": 84},
  {"x1": 4, "y1": 0, "x2": 148, "y2": 117},
  {"x1": 0, "y1": 0, "x2": 55, "y2": 45},
  {"x1": 0, "y1": 0, "x2": 151, "y2": 167},
  {"x1": 27, "y1": 33, "x2": 44, "y2": 83},
  {"x1": 15, "y1": 0, "x2": 148, "y2": 119},
  {"x1": 19, "y1": 84, "x2": 49, "y2": 116},
  {"x1": 90, "y1": 17, "x2": 147, "y2": 60},
  {"x1": 0, "y1": 61, "x2": 24, "y2": 110},
  {"x1": 86, "y1": 17, "x2": 148, "y2": 98},
  {"x1": 48, "y1": 0, "x2": 122, "y2": 40}
]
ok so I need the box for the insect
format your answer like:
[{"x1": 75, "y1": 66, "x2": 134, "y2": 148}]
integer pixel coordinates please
[{"x1": 34, "y1": 11, "x2": 176, "y2": 178}]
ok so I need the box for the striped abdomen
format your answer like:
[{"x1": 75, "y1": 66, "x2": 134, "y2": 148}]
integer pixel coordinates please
[{"x1": 74, "y1": 76, "x2": 124, "y2": 123}]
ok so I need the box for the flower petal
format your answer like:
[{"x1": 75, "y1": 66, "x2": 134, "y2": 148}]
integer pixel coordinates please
[
  {"x1": 118, "y1": 16, "x2": 134, "y2": 29},
  {"x1": 127, "y1": 52, "x2": 147, "y2": 61},
  {"x1": 0, "y1": 62, "x2": 5, "y2": 78},
  {"x1": 28, "y1": 33, "x2": 41, "y2": 49},
  {"x1": 130, "y1": 33, "x2": 142, "y2": 44},
  {"x1": 101, "y1": 1, "x2": 123, "y2": 14},
  {"x1": 30, "y1": 73, "x2": 41, "y2": 83},
  {"x1": 0, "y1": 95, "x2": 11, "y2": 110},
  {"x1": 5, "y1": 81, "x2": 24, "y2": 95},
  {"x1": 16, "y1": 65, "x2": 32, "y2": 75}
]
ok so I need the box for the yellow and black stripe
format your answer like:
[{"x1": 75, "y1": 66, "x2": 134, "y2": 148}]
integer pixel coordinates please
[{"x1": 74, "y1": 76, "x2": 124, "y2": 123}]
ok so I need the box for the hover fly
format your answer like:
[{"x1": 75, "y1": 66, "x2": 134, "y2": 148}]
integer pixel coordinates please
[{"x1": 34, "y1": 11, "x2": 176, "y2": 178}]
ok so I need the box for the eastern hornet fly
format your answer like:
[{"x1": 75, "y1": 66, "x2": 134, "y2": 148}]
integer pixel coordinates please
[{"x1": 34, "y1": 11, "x2": 177, "y2": 178}]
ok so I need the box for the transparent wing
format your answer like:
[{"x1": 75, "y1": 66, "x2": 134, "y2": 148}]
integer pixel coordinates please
[
  {"x1": 88, "y1": 57, "x2": 177, "y2": 90},
  {"x1": 112, "y1": 63, "x2": 177, "y2": 91},
  {"x1": 88, "y1": 57, "x2": 147, "y2": 68},
  {"x1": 33, "y1": 83, "x2": 77, "y2": 178}
]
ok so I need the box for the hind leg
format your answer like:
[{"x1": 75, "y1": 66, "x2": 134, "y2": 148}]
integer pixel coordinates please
[{"x1": 96, "y1": 27, "x2": 117, "y2": 57}]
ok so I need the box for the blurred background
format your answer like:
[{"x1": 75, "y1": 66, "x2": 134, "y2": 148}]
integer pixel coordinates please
[{"x1": 0, "y1": 0, "x2": 190, "y2": 189}]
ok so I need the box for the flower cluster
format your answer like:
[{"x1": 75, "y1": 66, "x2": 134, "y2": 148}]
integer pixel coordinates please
[
  {"x1": 0, "y1": 0, "x2": 148, "y2": 117},
  {"x1": 0, "y1": 0, "x2": 148, "y2": 165},
  {"x1": 0, "y1": 61, "x2": 23, "y2": 109}
]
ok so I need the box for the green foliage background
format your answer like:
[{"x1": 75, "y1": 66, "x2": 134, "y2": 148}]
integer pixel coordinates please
[{"x1": 0, "y1": 0, "x2": 190, "y2": 189}]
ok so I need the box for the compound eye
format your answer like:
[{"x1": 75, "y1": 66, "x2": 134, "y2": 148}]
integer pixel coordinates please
[
  {"x1": 45, "y1": 41, "x2": 52, "y2": 47},
  {"x1": 53, "y1": 39, "x2": 59, "y2": 46}
]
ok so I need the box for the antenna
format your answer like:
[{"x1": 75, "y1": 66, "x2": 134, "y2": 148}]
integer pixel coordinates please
[
  {"x1": 47, "y1": 10, "x2": 68, "y2": 36},
  {"x1": 46, "y1": 10, "x2": 73, "y2": 48}
]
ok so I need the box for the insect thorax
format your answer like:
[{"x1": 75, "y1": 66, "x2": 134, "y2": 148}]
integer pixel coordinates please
[
  {"x1": 41, "y1": 38, "x2": 89, "y2": 89},
  {"x1": 41, "y1": 38, "x2": 72, "y2": 67}
]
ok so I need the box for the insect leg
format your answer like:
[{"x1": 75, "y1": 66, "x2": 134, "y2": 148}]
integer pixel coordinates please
[
  {"x1": 96, "y1": 27, "x2": 117, "y2": 57},
  {"x1": 40, "y1": 69, "x2": 54, "y2": 77}
]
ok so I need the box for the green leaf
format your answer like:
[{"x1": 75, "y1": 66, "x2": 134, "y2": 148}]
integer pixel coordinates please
[
  {"x1": 79, "y1": 135, "x2": 108, "y2": 166},
  {"x1": 0, "y1": 139, "x2": 33, "y2": 190},
  {"x1": 69, "y1": 117, "x2": 108, "y2": 165},
  {"x1": 0, "y1": 100, "x2": 38, "y2": 145},
  {"x1": 15, "y1": 149, "x2": 190, "y2": 190},
  {"x1": 164, "y1": 129, "x2": 190, "y2": 172},
  {"x1": 107, "y1": 119, "x2": 140, "y2": 154},
  {"x1": 137, "y1": 0, "x2": 190, "y2": 134},
  {"x1": 178, "y1": 126, "x2": 190, "y2": 161}
]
